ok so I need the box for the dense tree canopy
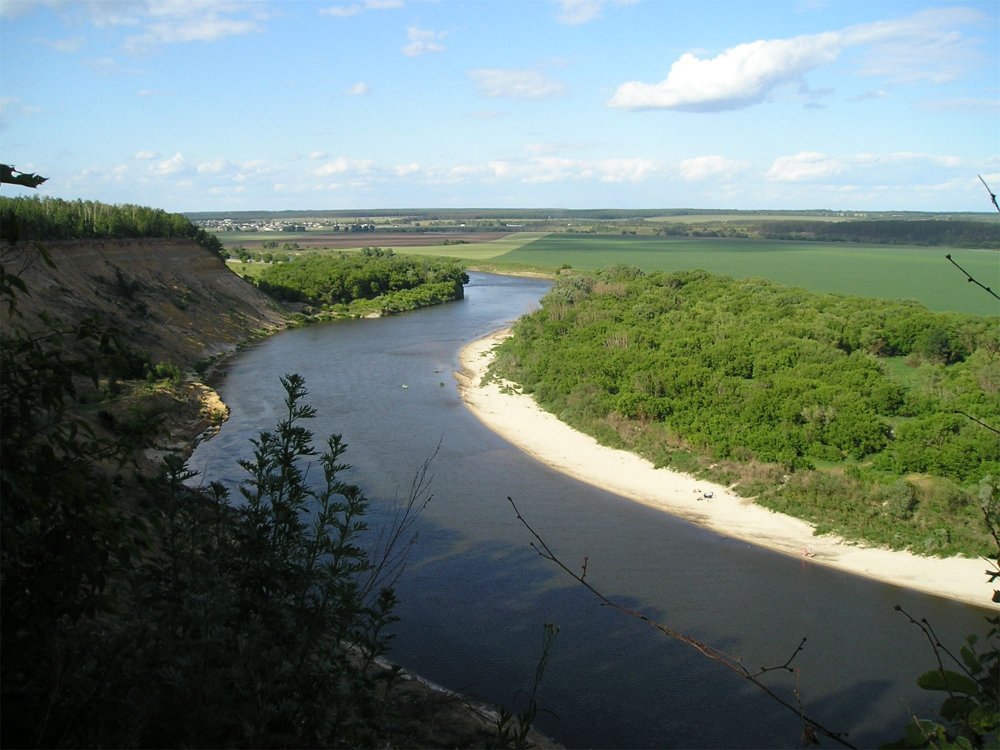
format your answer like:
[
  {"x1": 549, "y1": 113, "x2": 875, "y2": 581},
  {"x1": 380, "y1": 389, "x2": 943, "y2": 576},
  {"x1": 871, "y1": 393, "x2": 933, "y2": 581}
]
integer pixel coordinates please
[
  {"x1": 657, "y1": 219, "x2": 1000, "y2": 248},
  {"x1": 492, "y1": 267, "x2": 999, "y2": 555},
  {"x1": 0, "y1": 195, "x2": 224, "y2": 257},
  {"x1": 253, "y1": 248, "x2": 469, "y2": 315}
]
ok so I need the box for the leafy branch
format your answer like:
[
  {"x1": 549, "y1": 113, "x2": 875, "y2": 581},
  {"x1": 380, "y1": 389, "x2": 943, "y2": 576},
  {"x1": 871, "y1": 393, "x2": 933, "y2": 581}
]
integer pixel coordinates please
[
  {"x1": 1, "y1": 163, "x2": 47, "y2": 189},
  {"x1": 887, "y1": 606, "x2": 999, "y2": 749},
  {"x1": 507, "y1": 496, "x2": 857, "y2": 749}
]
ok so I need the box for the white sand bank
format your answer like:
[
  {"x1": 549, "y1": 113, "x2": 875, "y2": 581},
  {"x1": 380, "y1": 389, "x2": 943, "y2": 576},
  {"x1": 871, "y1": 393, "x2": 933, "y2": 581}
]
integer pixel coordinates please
[{"x1": 455, "y1": 329, "x2": 996, "y2": 609}]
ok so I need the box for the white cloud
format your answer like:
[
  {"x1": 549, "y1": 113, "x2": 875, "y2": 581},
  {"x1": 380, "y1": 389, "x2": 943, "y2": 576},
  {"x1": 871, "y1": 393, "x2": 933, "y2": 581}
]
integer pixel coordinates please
[
  {"x1": 765, "y1": 150, "x2": 969, "y2": 184},
  {"x1": 394, "y1": 162, "x2": 420, "y2": 176},
  {"x1": 308, "y1": 150, "x2": 328, "y2": 160},
  {"x1": 766, "y1": 152, "x2": 843, "y2": 182},
  {"x1": 609, "y1": 8, "x2": 986, "y2": 112},
  {"x1": 595, "y1": 158, "x2": 657, "y2": 183},
  {"x1": 555, "y1": 0, "x2": 603, "y2": 25},
  {"x1": 402, "y1": 26, "x2": 446, "y2": 57},
  {"x1": 231, "y1": 159, "x2": 275, "y2": 182},
  {"x1": 346, "y1": 81, "x2": 370, "y2": 96},
  {"x1": 133, "y1": 150, "x2": 158, "y2": 160},
  {"x1": 488, "y1": 160, "x2": 512, "y2": 178},
  {"x1": 320, "y1": 0, "x2": 403, "y2": 17},
  {"x1": 554, "y1": 0, "x2": 634, "y2": 25},
  {"x1": 313, "y1": 157, "x2": 373, "y2": 177},
  {"x1": 469, "y1": 69, "x2": 567, "y2": 99},
  {"x1": 197, "y1": 158, "x2": 231, "y2": 174},
  {"x1": 149, "y1": 152, "x2": 188, "y2": 176},
  {"x1": 125, "y1": 17, "x2": 262, "y2": 53},
  {"x1": 841, "y1": 7, "x2": 984, "y2": 84},
  {"x1": 609, "y1": 32, "x2": 841, "y2": 111},
  {"x1": 25, "y1": 0, "x2": 272, "y2": 53},
  {"x1": 679, "y1": 155, "x2": 750, "y2": 181}
]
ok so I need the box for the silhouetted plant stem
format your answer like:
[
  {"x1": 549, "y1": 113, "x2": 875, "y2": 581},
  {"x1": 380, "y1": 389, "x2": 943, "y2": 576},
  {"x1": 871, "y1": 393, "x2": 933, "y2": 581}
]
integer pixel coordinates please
[{"x1": 507, "y1": 496, "x2": 857, "y2": 749}]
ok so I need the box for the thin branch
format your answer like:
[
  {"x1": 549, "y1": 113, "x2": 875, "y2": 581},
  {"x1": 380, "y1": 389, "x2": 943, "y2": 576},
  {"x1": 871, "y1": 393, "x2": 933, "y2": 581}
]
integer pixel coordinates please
[
  {"x1": 945, "y1": 254, "x2": 1000, "y2": 302},
  {"x1": 508, "y1": 496, "x2": 857, "y2": 749},
  {"x1": 978, "y1": 175, "x2": 999, "y2": 213},
  {"x1": 954, "y1": 410, "x2": 1000, "y2": 436}
]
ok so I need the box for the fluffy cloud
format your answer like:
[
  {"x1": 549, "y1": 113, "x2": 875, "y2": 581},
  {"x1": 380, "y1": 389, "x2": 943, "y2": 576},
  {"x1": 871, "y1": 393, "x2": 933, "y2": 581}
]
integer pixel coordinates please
[
  {"x1": 609, "y1": 7, "x2": 984, "y2": 111},
  {"x1": 402, "y1": 26, "x2": 446, "y2": 57},
  {"x1": 312, "y1": 157, "x2": 373, "y2": 177},
  {"x1": 346, "y1": 81, "x2": 370, "y2": 96},
  {"x1": 469, "y1": 69, "x2": 567, "y2": 99},
  {"x1": 609, "y1": 32, "x2": 841, "y2": 111},
  {"x1": 149, "y1": 152, "x2": 188, "y2": 176},
  {"x1": 679, "y1": 155, "x2": 750, "y2": 181},
  {"x1": 197, "y1": 158, "x2": 231, "y2": 174}
]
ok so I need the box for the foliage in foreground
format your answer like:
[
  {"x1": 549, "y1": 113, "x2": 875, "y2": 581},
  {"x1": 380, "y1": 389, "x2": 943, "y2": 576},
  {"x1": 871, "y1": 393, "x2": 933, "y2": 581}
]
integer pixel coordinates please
[
  {"x1": 252, "y1": 247, "x2": 470, "y2": 316},
  {"x1": 492, "y1": 267, "x2": 999, "y2": 556},
  {"x1": 886, "y1": 608, "x2": 999, "y2": 750},
  {"x1": 1, "y1": 247, "x2": 407, "y2": 745}
]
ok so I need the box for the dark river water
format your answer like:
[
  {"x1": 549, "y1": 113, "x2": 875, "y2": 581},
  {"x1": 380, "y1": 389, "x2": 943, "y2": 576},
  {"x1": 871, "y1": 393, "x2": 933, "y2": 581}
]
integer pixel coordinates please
[{"x1": 188, "y1": 273, "x2": 993, "y2": 749}]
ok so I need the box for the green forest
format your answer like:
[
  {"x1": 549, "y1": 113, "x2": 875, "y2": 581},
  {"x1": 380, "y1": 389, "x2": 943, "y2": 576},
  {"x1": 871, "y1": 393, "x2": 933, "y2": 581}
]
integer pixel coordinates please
[
  {"x1": 490, "y1": 266, "x2": 1000, "y2": 557},
  {"x1": 252, "y1": 247, "x2": 469, "y2": 316},
  {"x1": 0, "y1": 195, "x2": 224, "y2": 256},
  {"x1": 656, "y1": 218, "x2": 999, "y2": 248}
]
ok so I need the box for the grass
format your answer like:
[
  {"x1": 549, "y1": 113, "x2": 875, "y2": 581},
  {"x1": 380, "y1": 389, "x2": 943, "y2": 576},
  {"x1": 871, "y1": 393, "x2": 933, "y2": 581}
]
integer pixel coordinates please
[
  {"x1": 226, "y1": 231, "x2": 999, "y2": 315},
  {"x1": 489, "y1": 234, "x2": 999, "y2": 316}
]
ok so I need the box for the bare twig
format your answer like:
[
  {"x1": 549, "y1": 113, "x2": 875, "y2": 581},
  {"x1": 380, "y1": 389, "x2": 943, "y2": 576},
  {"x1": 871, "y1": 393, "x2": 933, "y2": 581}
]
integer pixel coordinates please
[
  {"x1": 507, "y1": 496, "x2": 857, "y2": 749},
  {"x1": 945, "y1": 254, "x2": 1000, "y2": 302},
  {"x1": 978, "y1": 175, "x2": 999, "y2": 213},
  {"x1": 954, "y1": 410, "x2": 1000, "y2": 436}
]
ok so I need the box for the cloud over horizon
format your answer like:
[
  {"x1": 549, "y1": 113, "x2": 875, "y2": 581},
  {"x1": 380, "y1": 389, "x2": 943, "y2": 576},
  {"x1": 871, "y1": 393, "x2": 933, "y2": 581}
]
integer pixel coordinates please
[{"x1": 608, "y1": 8, "x2": 985, "y2": 112}]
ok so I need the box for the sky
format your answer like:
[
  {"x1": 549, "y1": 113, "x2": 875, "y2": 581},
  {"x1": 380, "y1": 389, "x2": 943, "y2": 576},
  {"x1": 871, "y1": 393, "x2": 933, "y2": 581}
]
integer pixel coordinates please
[{"x1": 1, "y1": 0, "x2": 998, "y2": 213}]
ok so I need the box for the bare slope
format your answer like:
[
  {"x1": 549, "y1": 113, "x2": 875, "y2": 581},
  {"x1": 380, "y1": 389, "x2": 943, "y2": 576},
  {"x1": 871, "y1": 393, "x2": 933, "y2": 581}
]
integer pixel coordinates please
[{"x1": 5, "y1": 238, "x2": 286, "y2": 368}]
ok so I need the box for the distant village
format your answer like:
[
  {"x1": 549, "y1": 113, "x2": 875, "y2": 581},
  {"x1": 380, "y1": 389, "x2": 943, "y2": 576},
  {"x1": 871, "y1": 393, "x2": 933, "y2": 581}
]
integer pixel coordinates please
[{"x1": 194, "y1": 218, "x2": 378, "y2": 233}]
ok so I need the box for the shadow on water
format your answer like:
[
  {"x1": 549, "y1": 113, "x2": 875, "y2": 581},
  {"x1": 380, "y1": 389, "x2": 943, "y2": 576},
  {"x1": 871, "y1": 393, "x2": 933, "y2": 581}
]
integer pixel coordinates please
[
  {"x1": 385, "y1": 506, "x2": 910, "y2": 749},
  {"x1": 187, "y1": 273, "x2": 994, "y2": 750}
]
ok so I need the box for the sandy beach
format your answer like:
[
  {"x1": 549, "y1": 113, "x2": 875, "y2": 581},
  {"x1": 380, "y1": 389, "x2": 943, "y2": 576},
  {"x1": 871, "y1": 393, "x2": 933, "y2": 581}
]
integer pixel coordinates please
[{"x1": 455, "y1": 328, "x2": 997, "y2": 609}]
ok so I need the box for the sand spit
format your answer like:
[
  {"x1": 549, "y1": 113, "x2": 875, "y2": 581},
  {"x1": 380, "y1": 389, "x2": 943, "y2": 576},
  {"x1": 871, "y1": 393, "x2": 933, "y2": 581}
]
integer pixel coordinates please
[{"x1": 455, "y1": 329, "x2": 996, "y2": 609}]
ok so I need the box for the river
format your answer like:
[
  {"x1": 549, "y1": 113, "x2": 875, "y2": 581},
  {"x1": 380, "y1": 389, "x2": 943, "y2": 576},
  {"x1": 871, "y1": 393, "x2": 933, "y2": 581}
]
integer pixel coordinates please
[{"x1": 188, "y1": 272, "x2": 993, "y2": 749}]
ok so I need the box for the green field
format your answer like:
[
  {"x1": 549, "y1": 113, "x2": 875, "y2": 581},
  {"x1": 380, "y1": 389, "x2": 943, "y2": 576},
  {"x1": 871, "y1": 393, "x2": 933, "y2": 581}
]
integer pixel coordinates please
[
  {"x1": 227, "y1": 231, "x2": 999, "y2": 316},
  {"x1": 483, "y1": 234, "x2": 998, "y2": 316}
]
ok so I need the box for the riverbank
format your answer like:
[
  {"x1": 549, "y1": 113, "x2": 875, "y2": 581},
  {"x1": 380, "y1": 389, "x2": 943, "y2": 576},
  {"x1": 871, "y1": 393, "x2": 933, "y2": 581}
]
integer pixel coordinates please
[{"x1": 456, "y1": 328, "x2": 996, "y2": 609}]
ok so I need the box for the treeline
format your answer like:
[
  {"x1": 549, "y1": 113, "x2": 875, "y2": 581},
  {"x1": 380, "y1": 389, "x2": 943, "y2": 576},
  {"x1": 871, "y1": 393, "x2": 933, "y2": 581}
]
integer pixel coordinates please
[
  {"x1": 0, "y1": 195, "x2": 224, "y2": 257},
  {"x1": 253, "y1": 248, "x2": 469, "y2": 315},
  {"x1": 491, "y1": 267, "x2": 999, "y2": 556},
  {"x1": 657, "y1": 218, "x2": 999, "y2": 248}
]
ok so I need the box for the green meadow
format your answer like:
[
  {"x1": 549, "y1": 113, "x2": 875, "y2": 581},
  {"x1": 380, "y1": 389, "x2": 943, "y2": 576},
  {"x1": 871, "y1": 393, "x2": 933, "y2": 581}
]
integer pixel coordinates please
[
  {"x1": 226, "y1": 231, "x2": 998, "y2": 316},
  {"x1": 469, "y1": 233, "x2": 999, "y2": 316}
]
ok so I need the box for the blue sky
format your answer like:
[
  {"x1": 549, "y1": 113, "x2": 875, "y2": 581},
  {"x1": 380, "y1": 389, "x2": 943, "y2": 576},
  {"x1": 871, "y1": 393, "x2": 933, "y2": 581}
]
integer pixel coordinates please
[{"x1": 1, "y1": 0, "x2": 998, "y2": 213}]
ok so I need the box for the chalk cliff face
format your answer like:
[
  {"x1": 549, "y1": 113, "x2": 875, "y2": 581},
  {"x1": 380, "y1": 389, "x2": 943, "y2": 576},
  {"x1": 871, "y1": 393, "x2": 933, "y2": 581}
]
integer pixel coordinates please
[{"x1": 4, "y1": 238, "x2": 286, "y2": 368}]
